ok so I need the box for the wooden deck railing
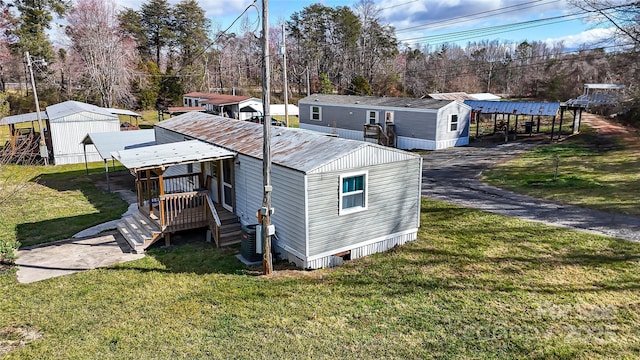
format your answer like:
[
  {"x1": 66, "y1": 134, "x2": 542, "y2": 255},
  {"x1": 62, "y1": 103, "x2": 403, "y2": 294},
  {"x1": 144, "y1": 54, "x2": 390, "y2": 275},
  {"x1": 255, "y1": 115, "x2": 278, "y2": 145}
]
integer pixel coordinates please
[
  {"x1": 159, "y1": 191, "x2": 209, "y2": 233},
  {"x1": 138, "y1": 172, "x2": 202, "y2": 205}
]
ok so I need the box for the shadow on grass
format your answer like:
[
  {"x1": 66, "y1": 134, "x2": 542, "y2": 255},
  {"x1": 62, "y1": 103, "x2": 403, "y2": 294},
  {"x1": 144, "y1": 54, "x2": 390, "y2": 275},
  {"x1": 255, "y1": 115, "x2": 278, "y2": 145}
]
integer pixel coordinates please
[{"x1": 15, "y1": 168, "x2": 129, "y2": 247}]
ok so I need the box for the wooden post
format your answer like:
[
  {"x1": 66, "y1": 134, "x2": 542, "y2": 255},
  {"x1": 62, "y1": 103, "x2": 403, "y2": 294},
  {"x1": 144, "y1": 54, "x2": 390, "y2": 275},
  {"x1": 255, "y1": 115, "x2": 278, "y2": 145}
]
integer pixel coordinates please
[
  {"x1": 475, "y1": 110, "x2": 481, "y2": 139},
  {"x1": 261, "y1": 0, "x2": 273, "y2": 275},
  {"x1": 493, "y1": 113, "x2": 497, "y2": 134},
  {"x1": 505, "y1": 113, "x2": 510, "y2": 143},
  {"x1": 146, "y1": 169, "x2": 153, "y2": 216},
  {"x1": 536, "y1": 115, "x2": 541, "y2": 133},
  {"x1": 513, "y1": 113, "x2": 519, "y2": 140},
  {"x1": 558, "y1": 107, "x2": 565, "y2": 138},
  {"x1": 550, "y1": 115, "x2": 556, "y2": 142}
]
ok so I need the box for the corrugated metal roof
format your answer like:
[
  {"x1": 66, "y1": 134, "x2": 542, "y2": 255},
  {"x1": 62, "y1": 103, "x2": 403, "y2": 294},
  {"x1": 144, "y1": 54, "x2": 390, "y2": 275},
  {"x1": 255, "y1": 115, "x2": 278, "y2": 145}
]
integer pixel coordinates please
[
  {"x1": 111, "y1": 139, "x2": 235, "y2": 172},
  {"x1": 469, "y1": 93, "x2": 501, "y2": 101},
  {"x1": 82, "y1": 129, "x2": 156, "y2": 161},
  {"x1": 299, "y1": 94, "x2": 453, "y2": 110},
  {"x1": 464, "y1": 100, "x2": 560, "y2": 116},
  {"x1": 156, "y1": 112, "x2": 418, "y2": 173},
  {"x1": 429, "y1": 92, "x2": 472, "y2": 101},
  {"x1": 202, "y1": 94, "x2": 253, "y2": 106},
  {"x1": 584, "y1": 84, "x2": 625, "y2": 90},
  {"x1": 0, "y1": 112, "x2": 48, "y2": 125},
  {"x1": 106, "y1": 108, "x2": 142, "y2": 117},
  {"x1": 46, "y1": 100, "x2": 117, "y2": 121}
]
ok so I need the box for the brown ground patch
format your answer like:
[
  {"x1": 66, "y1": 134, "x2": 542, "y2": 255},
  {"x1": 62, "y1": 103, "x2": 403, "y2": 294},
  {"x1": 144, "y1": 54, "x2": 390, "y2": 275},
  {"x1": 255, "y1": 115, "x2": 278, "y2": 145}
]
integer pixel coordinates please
[
  {"x1": 0, "y1": 326, "x2": 43, "y2": 357},
  {"x1": 581, "y1": 113, "x2": 640, "y2": 150}
]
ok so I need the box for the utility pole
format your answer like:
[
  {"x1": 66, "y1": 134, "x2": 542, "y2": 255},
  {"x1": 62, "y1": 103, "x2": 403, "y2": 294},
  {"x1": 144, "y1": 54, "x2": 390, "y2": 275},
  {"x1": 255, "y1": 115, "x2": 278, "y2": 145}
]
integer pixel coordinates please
[
  {"x1": 281, "y1": 23, "x2": 289, "y2": 127},
  {"x1": 25, "y1": 51, "x2": 49, "y2": 165},
  {"x1": 261, "y1": 0, "x2": 273, "y2": 275}
]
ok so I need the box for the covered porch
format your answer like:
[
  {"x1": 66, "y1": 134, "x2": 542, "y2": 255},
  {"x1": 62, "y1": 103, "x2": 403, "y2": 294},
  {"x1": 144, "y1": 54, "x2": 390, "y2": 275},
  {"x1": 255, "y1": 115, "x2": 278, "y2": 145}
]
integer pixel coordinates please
[{"x1": 111, "y1": 140, "x2": 241, "y2": 252}]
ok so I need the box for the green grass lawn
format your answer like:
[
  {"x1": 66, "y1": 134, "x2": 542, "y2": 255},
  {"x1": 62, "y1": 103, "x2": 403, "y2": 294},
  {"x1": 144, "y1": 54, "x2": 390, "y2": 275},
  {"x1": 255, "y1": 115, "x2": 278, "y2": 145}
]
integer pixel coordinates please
[
  {"x1": 0, "y1": 162, "x2": 128, "y2": 251},
  {"x1": 482, "y1": 127, "x2": 640, "y2": 215},
  {"x1": 1, "y1": 199, "x2": 640, "y2": 359}
]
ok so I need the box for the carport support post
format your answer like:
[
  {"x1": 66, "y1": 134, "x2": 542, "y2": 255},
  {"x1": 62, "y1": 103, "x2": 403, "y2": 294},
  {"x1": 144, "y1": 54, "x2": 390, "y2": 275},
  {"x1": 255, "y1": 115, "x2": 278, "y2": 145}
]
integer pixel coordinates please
[
  {"x1": 475, "y1": 110, "x2": 481, "y2": 139},
  {"x1": 558, "y1": 107, "x2": 565, "y2": 138},
  {"x1": 505, "y1": 114, "x2": 510, "y2": 143},
  {"x1": 104, "y1": 160, "x2": 110, "y2": 192},
  {"x1": 493, "y1": 113, "x2": 497, "y2": 134},
  {"x1": 513, "y1": 114, "x2": 519, "y2": 140},
  {"x1": 550, "y1": 115, "x2": 557, "y2": 142}
]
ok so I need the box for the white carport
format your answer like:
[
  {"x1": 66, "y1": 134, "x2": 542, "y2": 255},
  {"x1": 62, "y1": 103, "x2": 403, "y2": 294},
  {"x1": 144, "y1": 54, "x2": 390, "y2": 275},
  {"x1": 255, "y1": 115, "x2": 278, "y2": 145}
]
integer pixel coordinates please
[{"x1": 82, "y1": 130, "x2": 156, "y2": 191}]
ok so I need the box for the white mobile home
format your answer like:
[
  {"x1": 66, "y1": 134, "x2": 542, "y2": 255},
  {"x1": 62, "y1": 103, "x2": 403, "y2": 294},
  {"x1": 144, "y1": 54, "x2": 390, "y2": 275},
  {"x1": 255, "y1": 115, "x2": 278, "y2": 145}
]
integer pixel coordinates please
[
  {"x1": 151, "y1": 113, "x2": 423, "y2": 269},
  {"x1": 299, "y1": 94, "x2": 471, "y2": 150}
]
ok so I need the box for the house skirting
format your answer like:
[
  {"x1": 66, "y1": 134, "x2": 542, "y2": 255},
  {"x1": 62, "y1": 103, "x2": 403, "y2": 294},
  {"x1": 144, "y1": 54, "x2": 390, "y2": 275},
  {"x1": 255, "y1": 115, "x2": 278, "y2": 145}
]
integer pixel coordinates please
[{"x1": 281, "y1": 228, "x2": 418, "y2": 270}]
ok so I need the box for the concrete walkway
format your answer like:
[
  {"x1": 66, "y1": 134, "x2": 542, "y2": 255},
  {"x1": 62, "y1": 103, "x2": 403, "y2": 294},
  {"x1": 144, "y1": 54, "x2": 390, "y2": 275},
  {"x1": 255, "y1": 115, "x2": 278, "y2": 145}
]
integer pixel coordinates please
[
  {"x1": 15, "y1": 232, "x2": 144, "y2": 283},
  {"x1": 421, "y1": 140, "x2": 640, "y2": 242},
  {"x1": 15, "y1": 184, "x2": 144, "y2": 284}
]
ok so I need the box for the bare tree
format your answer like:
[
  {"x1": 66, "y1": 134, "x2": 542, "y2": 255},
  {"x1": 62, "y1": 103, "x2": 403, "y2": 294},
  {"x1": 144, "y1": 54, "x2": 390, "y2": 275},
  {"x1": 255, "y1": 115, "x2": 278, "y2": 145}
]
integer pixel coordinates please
[{"x1": 66, "y1": 0, "x2": 137, "y2": 107}]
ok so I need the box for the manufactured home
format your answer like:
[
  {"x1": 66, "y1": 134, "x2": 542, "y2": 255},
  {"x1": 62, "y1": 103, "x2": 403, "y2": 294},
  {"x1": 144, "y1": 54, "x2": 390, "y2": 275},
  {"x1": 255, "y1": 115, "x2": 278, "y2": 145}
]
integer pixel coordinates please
[
  {"x1": 112, "y1": 113, "x2": 422, "y2": 269},
  {"x1": 182, "y1": 92, "x2": 262, "y2": 120},
  {"x1": 298, "y1": 94, "x2": 471, "y2": 150}
]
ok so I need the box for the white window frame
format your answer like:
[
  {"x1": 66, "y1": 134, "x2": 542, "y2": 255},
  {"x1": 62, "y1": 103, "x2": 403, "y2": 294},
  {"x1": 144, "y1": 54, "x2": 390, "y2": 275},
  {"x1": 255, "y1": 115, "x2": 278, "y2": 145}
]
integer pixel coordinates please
[
  {"x1": 339, "y1": 171, "x2": 368, "y2": 216},
  {"x1": 449, "y1": 114, "x2": 459, "y2": 132},
  {"x1": 385, "y1": 111, "x2": 394, "y2": 123},
  {"x1": 366, "y1": 110, "x2": 378, "y2": 125},
  {"x1": 311, "y1": 106, "x2": 322, "y2": 121}
]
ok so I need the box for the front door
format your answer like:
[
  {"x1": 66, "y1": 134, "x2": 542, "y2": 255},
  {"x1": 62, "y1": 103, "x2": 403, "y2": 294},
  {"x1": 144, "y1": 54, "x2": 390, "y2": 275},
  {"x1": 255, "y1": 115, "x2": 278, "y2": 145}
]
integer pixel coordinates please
[{"x1": 221, "y1": 158, "x2": 234, "y2": 212}]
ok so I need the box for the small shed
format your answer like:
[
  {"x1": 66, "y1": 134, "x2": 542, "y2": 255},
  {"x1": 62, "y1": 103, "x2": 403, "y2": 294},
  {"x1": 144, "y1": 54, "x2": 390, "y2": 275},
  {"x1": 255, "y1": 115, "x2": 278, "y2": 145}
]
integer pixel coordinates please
[
  {"x1": 298, "y1": 94, "x2": 471, "y2": 150},
  {"x1": 1, "y1": 100, "x2": 122, "y2": 165},
  {"x1": 151, "y1": 113, "x2": 423, "y2": 269}
]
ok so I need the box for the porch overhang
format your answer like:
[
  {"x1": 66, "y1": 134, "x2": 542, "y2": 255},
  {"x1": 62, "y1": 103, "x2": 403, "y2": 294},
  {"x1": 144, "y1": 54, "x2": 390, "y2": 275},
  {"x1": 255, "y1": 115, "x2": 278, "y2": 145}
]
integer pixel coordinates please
[{"x1": 111, "y1": 140, "x2": 235, "y2": 172}]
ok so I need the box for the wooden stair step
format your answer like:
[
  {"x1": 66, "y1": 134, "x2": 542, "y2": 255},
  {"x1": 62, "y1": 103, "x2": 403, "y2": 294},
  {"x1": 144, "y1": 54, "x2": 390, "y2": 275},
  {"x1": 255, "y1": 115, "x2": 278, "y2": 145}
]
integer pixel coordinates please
[{"x1": 117, "y1": 212, "x2": 162, "y2": 254}]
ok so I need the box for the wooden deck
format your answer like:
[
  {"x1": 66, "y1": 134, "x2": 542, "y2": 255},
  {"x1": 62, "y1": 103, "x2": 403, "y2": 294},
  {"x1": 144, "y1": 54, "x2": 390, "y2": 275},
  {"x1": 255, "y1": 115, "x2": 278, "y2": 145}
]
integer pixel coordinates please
[{"x1": 118, "y1": 191, "x2": 242, "y2": 252}]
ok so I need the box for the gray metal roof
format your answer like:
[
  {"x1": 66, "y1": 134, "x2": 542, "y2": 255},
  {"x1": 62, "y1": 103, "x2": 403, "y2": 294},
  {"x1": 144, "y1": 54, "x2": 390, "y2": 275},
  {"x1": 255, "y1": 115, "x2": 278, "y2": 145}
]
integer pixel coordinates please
[
  {"x1": 0, "y1": 100, "x2": 134, "y2": 126},
  {"x1": 111, "y1": 139, "x2": 235, "y2": 172},
  {"x1": 584, "y1": 84, "x2": 625, "y2": 90},
  {"x1": 463, "y1": 100, "x2": 560, "y2": 116},
  {"x1": 46, "y1": 100, "x2": 117, "y2": 121},
  {"x1": 106, "y1": 108, "x2": 142, "y2": 117},
  {"x1": 82, "y1": 130, "x2": 156, "y2": 161},
  {"x1": 299, "y1": 94, "x2": 453, "y2": 110},
  {"x1": 156, "y1": 112, "x2": 417, "y2": 173},
  {"x1": 0, "y1": 112, "x2": 48, "y2": 126}
]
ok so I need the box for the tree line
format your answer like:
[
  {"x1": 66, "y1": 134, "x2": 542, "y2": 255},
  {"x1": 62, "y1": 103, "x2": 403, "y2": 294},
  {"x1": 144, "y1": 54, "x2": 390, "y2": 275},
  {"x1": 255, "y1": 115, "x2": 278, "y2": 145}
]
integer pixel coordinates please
[{"x1": 0, "y1": 0, "x2": 638, "y2": 123}]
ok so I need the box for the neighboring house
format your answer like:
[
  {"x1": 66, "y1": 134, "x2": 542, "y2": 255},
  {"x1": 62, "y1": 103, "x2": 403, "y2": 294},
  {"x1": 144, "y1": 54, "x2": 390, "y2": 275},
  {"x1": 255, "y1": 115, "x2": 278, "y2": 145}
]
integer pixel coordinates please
[
  {"x1": 1, "y1": 100, "x2": 123, "y2": 165},
  {"x1": 298, "y1": 94, "x2": 471, "y2": 150},
  {"x1": 182, "y1": 92, "x2": 262, "y2": 120},
  {"x1": 269, "y1": 104, "x2": 299, "y2": 117},
  {"x1": 113, "y1": 112, "x2": 423, "y2": 268}
]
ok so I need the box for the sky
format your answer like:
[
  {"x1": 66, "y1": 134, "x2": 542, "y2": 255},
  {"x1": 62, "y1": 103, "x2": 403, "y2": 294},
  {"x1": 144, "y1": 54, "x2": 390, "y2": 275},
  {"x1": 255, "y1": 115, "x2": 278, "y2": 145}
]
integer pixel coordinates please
[{"x1": 109, "y1": 0, "x2": 616, "y2": 51}]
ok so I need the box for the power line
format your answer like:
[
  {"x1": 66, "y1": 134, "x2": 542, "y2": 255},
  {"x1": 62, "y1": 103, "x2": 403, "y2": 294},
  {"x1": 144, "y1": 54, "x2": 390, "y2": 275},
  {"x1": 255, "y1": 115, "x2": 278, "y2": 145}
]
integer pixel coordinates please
[{"x1": 394, "y1": 0, "x2": 562, "y2": 33}]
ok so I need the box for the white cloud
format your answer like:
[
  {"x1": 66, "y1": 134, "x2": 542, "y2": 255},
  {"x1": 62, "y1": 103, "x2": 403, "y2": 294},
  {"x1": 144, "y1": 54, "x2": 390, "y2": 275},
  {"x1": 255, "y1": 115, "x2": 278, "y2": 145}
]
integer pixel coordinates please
[{"x1": 545, "y1": 27, "x2": 616, "y2": 49}]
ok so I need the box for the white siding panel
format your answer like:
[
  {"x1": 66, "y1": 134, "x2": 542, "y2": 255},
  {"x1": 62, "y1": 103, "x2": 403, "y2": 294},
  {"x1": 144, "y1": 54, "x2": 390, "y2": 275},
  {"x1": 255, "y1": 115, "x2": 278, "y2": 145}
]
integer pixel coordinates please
[
  {"x1": 50, "y1": 119, "x2": 119, "y2": 165},
  {"x1": 311, "y1": 145, "x2": 418, "y2": 174},
  {"x1": 305, "y1": 230, "x2": 418, "y2": 269},
  {"x1": 397, "y1": 136, "x2": 436, "y2": 150},
  {"x1": 234, "y1": 155, "x2": 307, "y2": 257},
  {"x1": 306, "y1": 158, "x2": 422, "y2": 257}
]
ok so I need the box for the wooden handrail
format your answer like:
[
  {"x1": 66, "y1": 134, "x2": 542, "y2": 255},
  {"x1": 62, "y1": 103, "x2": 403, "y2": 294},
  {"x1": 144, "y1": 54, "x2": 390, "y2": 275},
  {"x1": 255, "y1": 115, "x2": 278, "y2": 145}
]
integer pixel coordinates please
[{"x1": 204, "y1": 193, "x2": 221, "y2": 247}]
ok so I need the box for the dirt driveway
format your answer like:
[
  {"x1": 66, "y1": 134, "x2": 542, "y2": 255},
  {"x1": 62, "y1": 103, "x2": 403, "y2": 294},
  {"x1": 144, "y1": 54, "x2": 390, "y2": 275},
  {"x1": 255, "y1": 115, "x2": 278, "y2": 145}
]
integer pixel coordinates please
[{"x1": 421, "y1": 119, "x2": 640, "y2": 242}]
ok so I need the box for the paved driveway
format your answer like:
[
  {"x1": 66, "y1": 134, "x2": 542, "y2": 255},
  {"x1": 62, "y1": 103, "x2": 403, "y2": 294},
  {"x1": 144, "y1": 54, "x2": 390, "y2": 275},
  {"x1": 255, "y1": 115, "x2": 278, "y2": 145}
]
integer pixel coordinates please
[{"x1": 421, "y1": 140, "x2": 640, "y2": 242}]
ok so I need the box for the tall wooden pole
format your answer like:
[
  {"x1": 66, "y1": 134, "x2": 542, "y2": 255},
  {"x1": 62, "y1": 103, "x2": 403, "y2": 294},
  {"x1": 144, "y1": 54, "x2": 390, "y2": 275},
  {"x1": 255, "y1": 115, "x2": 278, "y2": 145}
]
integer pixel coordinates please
[
  {"x1": 281, "y1": 23, "x2": 289, "y2": 127},
  {"x1": 261, "y1": 0, "x2": 273, "y2": 275},
  {"x1": 25, "y1": 51, "x2": 49, "y2": 165}
]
